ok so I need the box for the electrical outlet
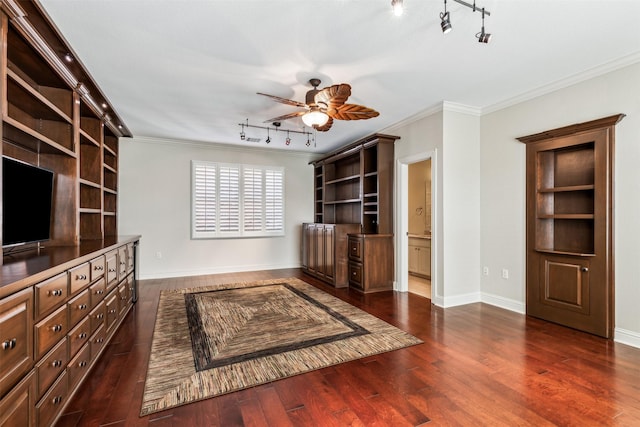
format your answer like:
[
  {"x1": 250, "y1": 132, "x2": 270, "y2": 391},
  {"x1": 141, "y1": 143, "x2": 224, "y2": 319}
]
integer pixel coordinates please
[
  {"x1": 155, "y1": 251, "x2": 162, "y2": 259},
  {"x1": 483, "y1": 267, "x2": 489, "y2": 276},
  {"x1": 501, "y1": 268, "x2": 509, "y2": 279}
]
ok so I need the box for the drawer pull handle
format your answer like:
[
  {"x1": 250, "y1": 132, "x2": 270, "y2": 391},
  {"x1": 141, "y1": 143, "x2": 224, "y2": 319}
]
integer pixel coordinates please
[
  {"x1": 353, "y1": 272, "x2": 357, "y2": 276},
  {"x1": 95, "y1": 338, "x2": 104, "y2": 344},
  {"x1": 52, "y1": 396, "x2": 63, "y2": 405},
  {"x1": 109, "y1": 309, "x2": 117, "y2": 314},
  {"x1": 78, "y1": 304, "x2": 88, "y2": 310},
  {"x1": 95, "y1": 290, "x2": 104, "y2": 295},
  {"x1": 51, "y1": 360, "x2": 63, "y2": 368},
  {"x1": 78, "y1": 361, "x2": 88, "y2": 367},
  {"x1": 49, "y1": 289, "x2": 64, "y2": 297},
  {"x1": 76, "y1": 274, "x2": 87, "y2": 280},
  {"x1": 95, "y1": 314, "x2": 104, "y2": 320},
  {"x1": 52, "y1": 324, "x2": 63, "y2": 333},
  {"x1": 95, "y1": 265, "x2": 104, "y2": 271},
  {"x1": 2, "y1": 338, "x2": 17, "y2": 350},
  {"x1": 108, "y1": 268, "x2": 117, "y2": 273},
  {"x1": 78, "y1": 332, "x2": 88, "y2": 339}
]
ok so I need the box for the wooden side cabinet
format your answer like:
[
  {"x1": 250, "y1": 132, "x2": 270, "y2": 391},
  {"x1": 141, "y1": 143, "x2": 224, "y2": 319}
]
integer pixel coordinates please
[
  {"x1": 518, "y1": 114, "x2": 624, "y2": 338},
  {"x1": 348, "y1": 234, "x2": 394, "y2": 293},
  {"x1": 408, "y1": 237, "x2": 431, "y2": 279},
  {"x1": 301, "y1": 223, "x2": 360, "y2": 287}
]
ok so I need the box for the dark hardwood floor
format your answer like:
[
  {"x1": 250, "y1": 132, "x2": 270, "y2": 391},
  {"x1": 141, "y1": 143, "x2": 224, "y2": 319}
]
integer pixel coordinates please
[{"x1": 56, "y1": 268, "x2": 640, "y2": 426}]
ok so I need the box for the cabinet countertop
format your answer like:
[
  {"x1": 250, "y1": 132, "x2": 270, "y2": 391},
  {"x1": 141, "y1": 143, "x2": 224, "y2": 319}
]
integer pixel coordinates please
[{"x1": 408, "y1": 234, "x2": 431, "y2": 240}]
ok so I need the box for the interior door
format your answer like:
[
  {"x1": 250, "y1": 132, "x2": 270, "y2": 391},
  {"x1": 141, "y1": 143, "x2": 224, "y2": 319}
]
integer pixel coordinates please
[{"x1": 520, "y1": 116, "x2": 622, "y2": 339}]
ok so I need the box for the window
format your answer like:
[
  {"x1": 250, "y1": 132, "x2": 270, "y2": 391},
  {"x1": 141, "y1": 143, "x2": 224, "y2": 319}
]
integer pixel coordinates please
[{"x1": 192, "y1": 161, "x2": 284, "y2": 238}]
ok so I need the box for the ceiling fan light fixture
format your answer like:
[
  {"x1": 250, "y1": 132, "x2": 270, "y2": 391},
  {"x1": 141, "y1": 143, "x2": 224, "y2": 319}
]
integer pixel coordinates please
[
  {"x1": 302, "y1": 109, "x2": 329, "y2": 127},
  {"x1": 391, "y1": 0, "x2": 403, "y2": 17}
]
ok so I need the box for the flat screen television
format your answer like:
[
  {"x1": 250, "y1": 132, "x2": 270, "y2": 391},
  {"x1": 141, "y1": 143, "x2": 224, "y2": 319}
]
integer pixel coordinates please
[{"x1": 2, "y1": 156, "x2": 54, "y2": 248}]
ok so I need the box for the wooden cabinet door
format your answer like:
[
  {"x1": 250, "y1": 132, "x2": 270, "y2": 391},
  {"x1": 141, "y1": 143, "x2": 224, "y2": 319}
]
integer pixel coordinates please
[
  {"x1": 324, "y1": 225, "x2": 335, "y2": 281},
  {"x1": 308, "y1": 224, "x2": 318, "y2": 274},
  {"x1": 519, "y1": 115, "x2": 622, "y2": 338},
  {"x1": 301, "y1": 224, "x2": 309, "y2": 269},
  {"x1": 417, "y1": 247, "x2": 431, "y2": 277},
  {"x1": 0, "y1": 288, "x2": 33, "y2": 397},
  {"x1": 408, "y1": 245, "x2": 419, "y2": 273}
]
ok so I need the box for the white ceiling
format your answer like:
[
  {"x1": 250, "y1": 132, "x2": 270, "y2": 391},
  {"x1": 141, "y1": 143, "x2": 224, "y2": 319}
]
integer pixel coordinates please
[{"x1": 38, "y1": 0, "x2": 640, "y2": 153}]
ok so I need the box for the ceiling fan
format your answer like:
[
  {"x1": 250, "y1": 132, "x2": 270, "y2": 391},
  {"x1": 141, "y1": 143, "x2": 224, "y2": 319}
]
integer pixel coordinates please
[{"x1": 257, "y1": 78, "x2": 379, "y2": 132}]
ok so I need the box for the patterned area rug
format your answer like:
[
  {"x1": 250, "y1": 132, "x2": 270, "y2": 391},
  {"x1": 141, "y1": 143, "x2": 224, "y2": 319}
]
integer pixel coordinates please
[{"x1": 140, "y1": 278, "x2": 422, "y2": 416}]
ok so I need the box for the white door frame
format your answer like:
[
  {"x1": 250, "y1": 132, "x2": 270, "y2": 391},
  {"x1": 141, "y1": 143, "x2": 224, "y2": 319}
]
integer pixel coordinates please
[{"x1": 395, "y1": 149, "x2": 437, "y2": 298}]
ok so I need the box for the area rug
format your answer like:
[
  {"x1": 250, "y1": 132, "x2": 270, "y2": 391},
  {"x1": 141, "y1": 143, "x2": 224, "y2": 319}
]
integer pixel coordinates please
[{"x1": 140, "y1": 277, "x2": 422, "y2": 416}]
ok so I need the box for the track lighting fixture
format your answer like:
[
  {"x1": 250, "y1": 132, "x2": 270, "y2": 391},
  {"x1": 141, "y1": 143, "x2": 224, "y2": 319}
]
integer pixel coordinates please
[
  {"x1": 393, "y1": 0, "x2": 492, "y2": 42},
  {"x1": 476, "y1": 7, "x2": 492, "y2": 43},
  {"x1": 238, "y1": 120, "x2": 314, "y2": 147},
  {"x1": 391, "y1": 0, "x2": 403, "y2": 17},
  {"x1": 440, "y1": 0, "x2": 452, "y2": 34}
]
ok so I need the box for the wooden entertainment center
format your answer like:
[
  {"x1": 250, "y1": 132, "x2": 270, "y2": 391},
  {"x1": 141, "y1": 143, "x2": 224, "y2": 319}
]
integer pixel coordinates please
[
  {"x1": 0, "y1": 2, "x2": 138, "y2": 426},
  {"x1": 301, "y1": 133, "x2": 398, "y2": 293}
]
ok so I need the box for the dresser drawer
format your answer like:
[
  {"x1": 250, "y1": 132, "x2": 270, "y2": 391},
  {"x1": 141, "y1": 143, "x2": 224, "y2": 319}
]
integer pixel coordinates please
[
  {"x1": 348, "y1": 235, "x2": 363, "y2": 261},
  {"x1": 126, "y1": 243, "x2": 135, "y2": 273},
  {"x1": 90, "y1": 255, "x2": 106, "y2": 282},
  {"x1": 90, "y1": 277, "x2": 106, "y2": 308},
  {"x1": 105, "y1": 251, "x2": 118, "y2": 290},
  {"x1": 68, "y1": 316, "x2": 91, "y2": 358},
  {"x1": 0, "y1": 371, "x2": 35, "y2": 427},
  {"x1": 0, "y1": 288, "x2": 34, "y2": 397},
  {"x1": 36, "y1": 337, "x2": 67, "y2": 399},
  {"x1": 69, "y1": 262, "x2": 91, "y2": 295},
  {"x1": 67, "y1": 342, "x2": 91, "y2": 390},
  {"x1": 36, "y1": 371, "x2": 68, "y2": 427},
  {"x1": 34, "y1": 306, "x2": 68, "y2": 360},
  {"x1": 118, "y1": 246, "x2": 128, "y2": 278},
  {"x1": 89, "y1": 300, "x2": 105, "y2": 334},
  {"x1": 348, "y1": 262, "x2": 363, "y2": 290},
  {"x1": 105, "y1": 292, "x2": 119, "y2": 335},
  {"x1": 118, "y1": 282, "x2": 129, "y2": 315},
  {"x1": 67, "y1": 289, "x2": 90, "y2": 327},
  {"x1": 90, "y1": 324, "x2": 107, "y2": 361},
  {"x1": 35, "y1": 273, "x2": 68, "y2": 319}
]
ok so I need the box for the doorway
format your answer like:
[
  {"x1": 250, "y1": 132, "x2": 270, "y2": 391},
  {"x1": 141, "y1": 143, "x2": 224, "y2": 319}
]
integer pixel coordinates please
[
  {"x1": 407, "y1": 159, "x2": 432, "y2": 298},
  {"x1": 396, "y1": 150, "x2": 436, "y2": 300}
]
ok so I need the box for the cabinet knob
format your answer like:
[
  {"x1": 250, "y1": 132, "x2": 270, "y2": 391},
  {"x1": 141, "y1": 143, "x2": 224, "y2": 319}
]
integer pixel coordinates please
[
  {"x1": 52, "y1": 324, "x2": 63, "y2": 333},
  {"x1": 49, "y1": 289, "x2": 63, "y2": 297},
  {"x1": 52, "y1": 396, "x2": 63, "y2": 405},
  {"x1": 79, "y1": 361, "x2": 88, "y2": 367},
  {"x1": 51, "y1": 360, "x2": 63, "y2": 368},
  {"x1": 581, "y1": 267, "x2": 589, "y2": 272},
  {"x1": 78, "y1": 304, "x2": 88, "y2": 310},
  {"x1": 79, "y1": 332, "x2": 88, "y2": 339},
  {"x1": 2, "y1": 338, "x2": 17, "y2": 350},
  {"x1": 76, "y1": 274, "x2": 87, "y2": 280}
]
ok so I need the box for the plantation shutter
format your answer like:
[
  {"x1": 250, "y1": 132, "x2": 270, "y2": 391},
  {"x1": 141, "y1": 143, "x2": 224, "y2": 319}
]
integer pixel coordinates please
[
  {"x1": 218, "y1": 165, "x2": 240, "y2": 233},
  {"x1": 192, "y1": 161, "x2": 284, "y2": 238},
  {"x1": 265, "y1": 169, "x2": 284, "y2": 231},
  {"x1": 243, "y1": 167, "x2": 263, "y2": 232},
  {"x1": 193, "y1": 163, "x2": 216, "y2": 233}
]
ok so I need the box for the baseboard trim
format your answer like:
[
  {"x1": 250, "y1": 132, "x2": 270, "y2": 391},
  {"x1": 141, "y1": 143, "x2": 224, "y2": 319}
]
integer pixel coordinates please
[
  {"x1": 441, "y1": 292, "x2": 481, "y2": 308},
  {"x1": 481, "y1": 292, "x2": 526, "y2": 314},
  {"x1": 138, "y1": 263, "x2": 301, "y2": 280},
  {"x1": 614, "y1": 328, "x2": 640, "y2": 350}
]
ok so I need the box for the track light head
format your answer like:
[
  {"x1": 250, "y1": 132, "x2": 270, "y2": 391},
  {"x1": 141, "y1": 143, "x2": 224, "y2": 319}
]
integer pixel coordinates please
[
  {"x1": 440, "y1": 11, "x2": 452, "y2": 34},
  {"x1": 476, "y1": 8, "x2": 491, "y2": 44},
  {"x1": 476, "y1": 31, "x2": 492, "y2": 43}
]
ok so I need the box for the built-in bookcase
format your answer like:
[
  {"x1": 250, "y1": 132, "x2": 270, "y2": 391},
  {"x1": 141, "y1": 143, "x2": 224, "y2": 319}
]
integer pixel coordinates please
[{"x1": 0, "y1": 3, "x2": 130, "y2": 249}]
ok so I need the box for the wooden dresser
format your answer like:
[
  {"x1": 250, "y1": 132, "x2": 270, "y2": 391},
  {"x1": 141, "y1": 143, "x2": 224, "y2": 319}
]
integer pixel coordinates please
[{"x1": 0, "y1": 236, "x2": 140, "y2": 427}]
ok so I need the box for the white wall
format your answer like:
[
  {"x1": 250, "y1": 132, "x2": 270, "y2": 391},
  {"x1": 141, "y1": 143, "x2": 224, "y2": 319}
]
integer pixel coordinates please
[
  {"x1": 480, "y1": 62, "x2": 640, "y2": 347},
  {"x1": 391, "y1": 106, "x2": 482, "y2": 307},
  {"x1": 118, "y1": 137, "x2": 315, "y2": 279}
]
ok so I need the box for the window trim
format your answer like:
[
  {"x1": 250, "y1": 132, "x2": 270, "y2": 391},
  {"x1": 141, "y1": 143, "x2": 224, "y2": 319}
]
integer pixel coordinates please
[{"x1": 191, "y1": 160, "x2": 285, "y2": 239}]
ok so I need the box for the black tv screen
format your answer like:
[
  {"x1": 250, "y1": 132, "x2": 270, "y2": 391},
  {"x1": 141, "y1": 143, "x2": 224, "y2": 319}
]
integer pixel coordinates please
[{"x1": 2, "y1": 157, "x2": 54, "y2": 247}]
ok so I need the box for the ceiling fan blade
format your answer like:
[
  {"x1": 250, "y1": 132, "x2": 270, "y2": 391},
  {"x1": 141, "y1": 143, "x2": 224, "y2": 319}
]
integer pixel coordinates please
[
  {"x1": 313, "y1": 117, "x2": 334, "y2": 132},
  {"x1": 257, "y1": 92, "x2": 307, "y2": 108},
  {"x1": 314, "y1": 84, "x2": 351, "y2": 109},
  {"x1": 263, "y1": 111, "x2": 306, "y2": 123},
  {"x1": 328, "y1": 104, "x2": 379, "y2": 121}
]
